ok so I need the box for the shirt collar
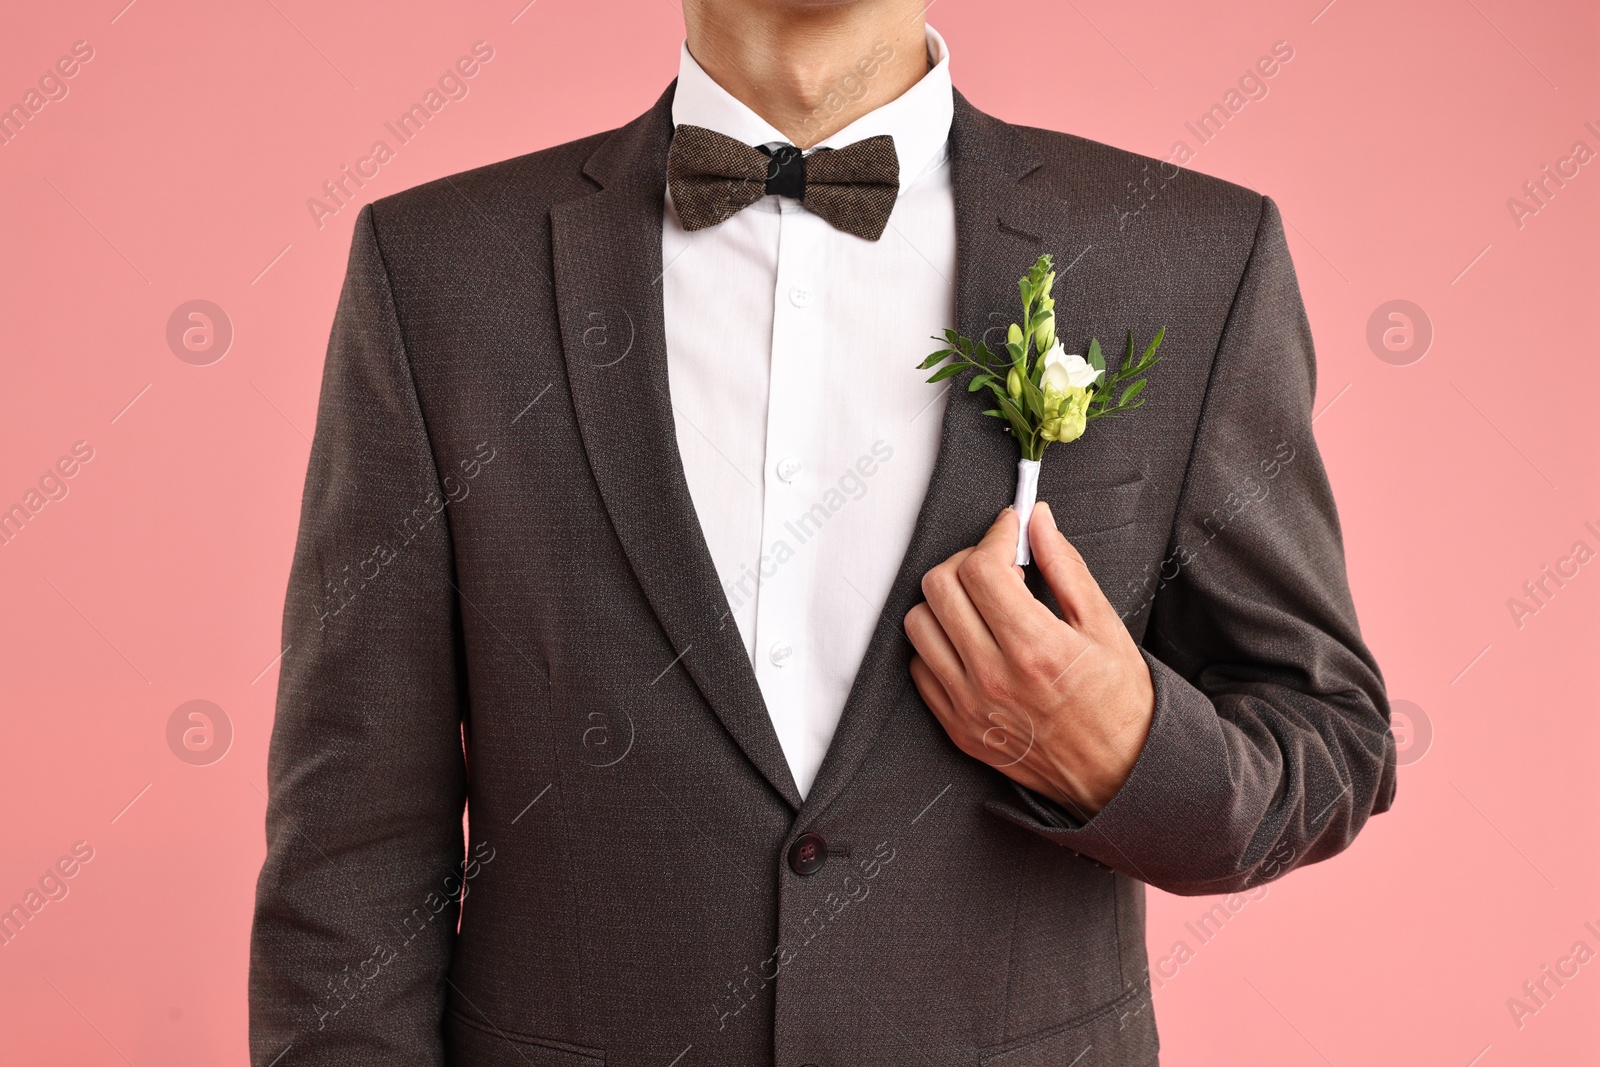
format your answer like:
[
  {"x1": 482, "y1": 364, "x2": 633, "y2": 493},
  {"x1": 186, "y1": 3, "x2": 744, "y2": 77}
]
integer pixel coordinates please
[{"x1": 671, "y1": 24, "x2": 954, "y2": 188}]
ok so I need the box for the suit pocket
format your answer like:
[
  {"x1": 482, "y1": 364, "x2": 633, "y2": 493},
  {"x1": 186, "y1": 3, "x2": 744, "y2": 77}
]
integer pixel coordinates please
[
  {"x1": 978, "y1": 984, "x2": 1158, "y2": 1067},
  {"x1": 445, "y1": 1006, "x2": 605, "y2": 1066},
  {"x1": 1046, "y1": 472, "x2": 1145, "y2": 539}
]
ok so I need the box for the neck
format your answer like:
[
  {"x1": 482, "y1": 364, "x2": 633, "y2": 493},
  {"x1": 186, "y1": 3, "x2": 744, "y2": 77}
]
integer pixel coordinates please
[{"x1": 682, "y1": 1, "x2": 930, "y2": 149}]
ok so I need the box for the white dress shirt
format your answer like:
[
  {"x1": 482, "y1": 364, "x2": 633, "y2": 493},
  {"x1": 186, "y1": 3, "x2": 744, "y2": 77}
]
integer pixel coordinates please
[{"x1": 663, "y1": 26, "x2": 957, "y2": 798}]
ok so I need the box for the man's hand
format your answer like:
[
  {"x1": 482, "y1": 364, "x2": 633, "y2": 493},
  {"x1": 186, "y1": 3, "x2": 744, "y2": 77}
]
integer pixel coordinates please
[{"x1": 904, "y1": 504, "x2": 1156, "y2": 819}]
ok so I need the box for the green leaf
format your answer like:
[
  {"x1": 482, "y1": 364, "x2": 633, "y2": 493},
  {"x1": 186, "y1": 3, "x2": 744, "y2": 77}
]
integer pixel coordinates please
[
  {"x1": 1141, "y1": 326, "x2": 1166, "y2": 366},
  {"x1": 1007, "y1": 417, "x2": 1035, "y2": 451},
  {"x1": 1019, "y1": 371, "x2": 1046, "y2": 421},
  {"x1": 919, "y1": 349, "x2": 953, "y2": 370},
  {"x1": 982, "y1": 409, "x2": 1006, "y2": 419},
  {"x1": 1121, "y1": 331, "x2": 1137, "y2": 374},
  {"x1": 1119, "y1": 379, "x2": 1146, "y2": 406},
  {"x1": 927, "y1": 363, "x2": 967, "y2": 383},
  {"x1": 996, "y1": 394, "x2": 1031, "y2": 432},
  {"x1": 968, "y1": 373, "x2": 994, "y2": 393}
]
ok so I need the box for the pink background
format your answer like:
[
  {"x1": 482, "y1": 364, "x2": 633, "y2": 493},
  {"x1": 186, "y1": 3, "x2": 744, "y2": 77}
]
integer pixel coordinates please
[{"x1": 2, "y1": 1, "x2": 1596, "y2": 1063}]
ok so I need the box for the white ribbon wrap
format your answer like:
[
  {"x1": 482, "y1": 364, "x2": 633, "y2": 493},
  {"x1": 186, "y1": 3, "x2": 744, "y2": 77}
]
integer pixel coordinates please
[{"x1": 1012, "y1": 458, "x2": 1041, "y2": 566}]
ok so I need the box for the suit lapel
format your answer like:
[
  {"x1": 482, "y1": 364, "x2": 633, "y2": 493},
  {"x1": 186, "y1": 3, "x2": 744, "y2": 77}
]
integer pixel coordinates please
[
  {"x1": 549, "y1": 86, "x2": 803, "y2": 810},
  {"x1": 798, "y1": 93, "x2": 1074, "y2": 820},
  {"x1": 548, "y1": 89, "x2": 1097, "y2": 820}
]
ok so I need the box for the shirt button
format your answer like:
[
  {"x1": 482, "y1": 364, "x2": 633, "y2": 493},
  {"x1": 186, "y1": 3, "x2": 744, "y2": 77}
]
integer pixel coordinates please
[
  {"x1": 788, "y1": 285, "x2": 812, "y2": 308},
  {"x1": 776, "y1": 456, "x2": 802, "y2": 482},
  {"x1": 769, "y1": 641, "x2": 794, "y2": 668},
  {"x1": 788, "y1": 833, "x2": 827, "y2": 875}
]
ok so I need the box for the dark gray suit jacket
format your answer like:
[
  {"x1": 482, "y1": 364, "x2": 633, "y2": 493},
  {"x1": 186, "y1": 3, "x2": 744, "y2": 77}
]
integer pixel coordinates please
[{"x1": 249, "y1": 86, "x2": 1396, "y2": 1067}]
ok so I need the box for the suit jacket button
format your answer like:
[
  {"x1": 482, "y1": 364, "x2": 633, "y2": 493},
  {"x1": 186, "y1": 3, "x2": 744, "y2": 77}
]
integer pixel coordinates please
[{"x1": 788, "y1": 833, "x2": 827, "y2": 875}]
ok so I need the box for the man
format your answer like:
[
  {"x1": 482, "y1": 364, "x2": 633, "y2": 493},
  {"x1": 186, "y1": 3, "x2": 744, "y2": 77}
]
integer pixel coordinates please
[{"x1": 250, "y1": 1, "x2": 1396, "y2": 1063}]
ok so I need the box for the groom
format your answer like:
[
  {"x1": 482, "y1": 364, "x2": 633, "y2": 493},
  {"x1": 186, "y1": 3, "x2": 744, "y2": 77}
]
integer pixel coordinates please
[{"x1": 250, "y1": 1, "x2": 1396, "y2": 1064}]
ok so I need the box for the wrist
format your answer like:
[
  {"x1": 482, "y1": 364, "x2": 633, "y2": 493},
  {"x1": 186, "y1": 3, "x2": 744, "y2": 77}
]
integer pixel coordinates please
[{"x1": 1045, "y1": 669, "x2": 1155, "y2": 817}]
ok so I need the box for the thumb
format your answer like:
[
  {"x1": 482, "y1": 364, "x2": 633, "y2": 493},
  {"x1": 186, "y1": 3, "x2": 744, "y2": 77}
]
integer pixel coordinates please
[{"x1": 1030, "y1": 502, "x2": 1101, "y2": 627}]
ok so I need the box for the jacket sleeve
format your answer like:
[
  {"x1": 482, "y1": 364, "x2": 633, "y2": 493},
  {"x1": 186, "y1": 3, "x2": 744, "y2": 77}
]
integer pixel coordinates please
[
  {"x1": 988, "y1": 196, "x2": 1397, "y2": 895},
  {"x1": 249, "y1": 203, "x2": 467, "y2": 1064}
]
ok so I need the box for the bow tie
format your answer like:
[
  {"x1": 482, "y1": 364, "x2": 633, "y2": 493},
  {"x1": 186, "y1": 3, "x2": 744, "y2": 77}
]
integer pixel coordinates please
[{"x1": 666, "y1": 124, "x2": 900, "y2": 241}]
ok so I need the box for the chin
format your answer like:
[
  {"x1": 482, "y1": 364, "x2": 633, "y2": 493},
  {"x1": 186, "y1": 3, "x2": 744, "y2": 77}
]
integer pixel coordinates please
[{"x1": 760, "y1": 0, "x2": 887, "y2": 8}]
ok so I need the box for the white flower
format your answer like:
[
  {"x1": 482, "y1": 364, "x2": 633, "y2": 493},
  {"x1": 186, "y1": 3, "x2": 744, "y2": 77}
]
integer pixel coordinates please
[{"x1": 1040, "y1": 343, "x2": 1102, "y2": 394}]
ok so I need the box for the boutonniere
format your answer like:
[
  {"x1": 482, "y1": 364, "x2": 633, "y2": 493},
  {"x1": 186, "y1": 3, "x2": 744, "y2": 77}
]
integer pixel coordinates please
[{"x1": 919, "y1": 254, "x2": 1166, "y2": 565}]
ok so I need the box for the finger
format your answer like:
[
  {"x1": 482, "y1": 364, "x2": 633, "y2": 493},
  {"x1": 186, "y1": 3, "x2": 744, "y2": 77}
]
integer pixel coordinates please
[
  {"x1": 913, "y1": 656, "x2": 992, "y2": 767},
  {"x1": 957, "y1": 508, "x2": 1061, "y2": 657},
  {"x1": 1031, "y1": 502, "x2": 1110, "y2": 628},
  {"x1": 921, "y1": 546, "x2": 1002, "y2": 667},
  {"x1": 904, "y1": 602, "x2": 968, "y2": 689},
  {"x1": 909, "y1": 655, "x2": 956, "y2": 720}
]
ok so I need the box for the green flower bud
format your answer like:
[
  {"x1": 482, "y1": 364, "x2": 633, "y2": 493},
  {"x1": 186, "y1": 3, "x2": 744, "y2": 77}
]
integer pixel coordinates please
[
  {"x1": 1006, "y1": 367, "x2": 1022, "y2": 398},
  {"x1": 1007, "y1": 323, "x2": 1024, "y2": 347},
  {"x1": 1034, "y1": 312, "x2": 1056, "y2": 356}
]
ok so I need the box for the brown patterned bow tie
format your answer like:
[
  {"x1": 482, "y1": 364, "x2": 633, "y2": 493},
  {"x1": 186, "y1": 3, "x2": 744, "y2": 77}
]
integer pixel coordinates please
[{"x1": 667, "y1": 124, "x2": 900, "y2": 241}]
